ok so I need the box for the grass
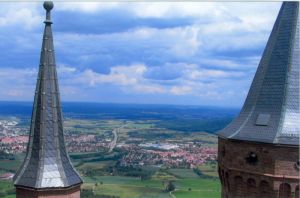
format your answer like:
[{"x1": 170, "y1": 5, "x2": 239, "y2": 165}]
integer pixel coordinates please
[
  {"x1": 84, "y1": 176, "x2": 165, "y2": 188},
  {"x1": 0, "y1": 118, "x2": 221, "y2": 198},
  {"x1": 0, "y1": 180, "x2": 15, "y2": 198},
  {"x1": 79, "y1": 159, "x2": 221, "y2": 198},
  {"x1": 0, "y1": 180, "x2": 14, "y2": 189},
  {"x1": 175, "y1": 178, "x2": 220, "y2": 190},
  {"x1": 197, "y1": 163, "x2": 219, "y2": 178},
  {"x1": 82, "y1": 171, "x2": 221, "y2": 198},
  {"x1": 174, "y1": 190, "x2": 220, "y2": 198},
  {"x1": 0, "y1": 160, "x2": 21, "y2": 173},
  {"x1": 124, "y1": 122, "x2": 154, "y2": 130},
  {"x1": 79, "y1": 161, "x2": 114, "y2": 169},
  {"x1": 64, "y1": 119, "x2": 125, "y2": 135},
  {"x1": 0, "y1": 154, "x2": 221, "y2": 198},
  {"x1": 152, "y1": 171, "x2": 177, "y2": 181},
  {"x1": 85, "y1": 183, "x2": 171, "y2": 198},
  {"x1": 166, "y1": 169, "x2": 199, "y2": 179},
  {"x1": 3, "y1": 195, "x2": 15, "y2": 198}
]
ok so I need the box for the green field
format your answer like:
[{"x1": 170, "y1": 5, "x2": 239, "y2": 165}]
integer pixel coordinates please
[
  {"x1": 174, "y1": 190, "x2": 220, "y2": 198},
  {"x1": 197, "y1": 163, "x2": 219, "y2": 178},
  {"x1": 0, "y1": 180, "x2": 15, "y2": 198},
  {"x1": 81, "y1": 168, "x2": 220, "y2": 198},
  {"x1": 166, "y1": 169, "x2": 199, "y2": 179},
  {"x1": 0, "y1": 160, "x2": 21, "y2": 173},
  {"x1": 0, "y1": 118, "x2": 221, "y2": 198},
  {"x1": 0, "y1": 153, "x2": 221, "y2": 198},
  {"x1": 0, "y1": 171, "x2": 220, "y2": 198}
]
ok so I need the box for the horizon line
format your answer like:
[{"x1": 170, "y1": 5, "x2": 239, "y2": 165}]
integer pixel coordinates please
[{"x1": 0, "y1": 100, "x2": 241, "y2": 109}]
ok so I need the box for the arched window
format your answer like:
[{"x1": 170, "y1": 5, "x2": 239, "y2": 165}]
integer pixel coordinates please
[
  {"x1": 234, "y1": 176, "x2": 243, "y2": 197},
  {"x1": 278, "y1": 183, "x2": 291, "y2": 198},
  {"x1": 295, "y1": 185, "x2": 299, "y2": 198},
  {"x1": 247, "y1": 178, "x2": 256, "y2": 197},
  {"x1": 259, "y1": 180, "x2": 270, "y2": 198}
]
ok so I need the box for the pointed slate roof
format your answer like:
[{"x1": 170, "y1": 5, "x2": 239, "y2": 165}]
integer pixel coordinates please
[
  {"x1": 13, "y1": 1, "x2": 82, "y2": 189},
  {"x1": 218, "y1": 2, "x2": 300, "y2": 146}
]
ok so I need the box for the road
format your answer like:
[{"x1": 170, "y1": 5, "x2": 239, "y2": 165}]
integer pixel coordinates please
[
  {"x1": 108, "y1": 128, "x2": 118, "y2": 153},
  {"x1": 108, "y1": 123, "x2": 127, "y2": 153}
]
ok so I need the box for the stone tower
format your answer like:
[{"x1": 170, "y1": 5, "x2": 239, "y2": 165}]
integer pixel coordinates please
[
  {"x1": 13, "y1": 2, "x2": 82, "y2": 197},
  {"x1": 218, "y1": 2, "x2": 299, "y2": 198}
]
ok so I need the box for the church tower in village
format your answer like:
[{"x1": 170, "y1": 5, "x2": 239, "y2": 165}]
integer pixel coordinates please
[
  {"x1": 13, "y1": 2, "x2": 82, "y2": 197},
  {"x1": 218, "y1": 1, "x2": 299, "y2": 198}
]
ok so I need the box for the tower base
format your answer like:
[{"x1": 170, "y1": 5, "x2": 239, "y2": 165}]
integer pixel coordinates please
[
  {"x1": 16, "y1": 185, "x2": 81, "y2": 198},
  {"x1": 218, "y1": 138, "x2": 299, "y2": 198}
]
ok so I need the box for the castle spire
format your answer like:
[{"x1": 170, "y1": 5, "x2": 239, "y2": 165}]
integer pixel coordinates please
[
  {"x1": 217, "y1": 3, "x2": 299, "y2": 197},
  {"x1": 218, "y1": 2, "x2": 299, "y2": 145},
  {"x1": 13, "y1": 1, "x2": 82, "y2": 195}
]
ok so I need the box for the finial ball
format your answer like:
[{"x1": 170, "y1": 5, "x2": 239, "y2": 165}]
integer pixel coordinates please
[{"x1": 43, "y1": 1, "x2": 54, "y2": 11}]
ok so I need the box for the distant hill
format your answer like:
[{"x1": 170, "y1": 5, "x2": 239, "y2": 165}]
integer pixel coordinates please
[{"x1": 0, "y1": 101, "x2": 239, "y2": 133}]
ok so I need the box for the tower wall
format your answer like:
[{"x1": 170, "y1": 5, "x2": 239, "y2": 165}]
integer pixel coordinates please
[
  {"x1": 16, "y1": 185, "x2": 81, "y2": 198},
  {"x1": 218, "y1": 138, "x2": 299, "y2": 198}
]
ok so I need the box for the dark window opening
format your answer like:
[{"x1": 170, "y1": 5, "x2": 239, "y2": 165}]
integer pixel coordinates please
[{"x1": 246, "y1": 151, "x2": 258, "y2": 165}]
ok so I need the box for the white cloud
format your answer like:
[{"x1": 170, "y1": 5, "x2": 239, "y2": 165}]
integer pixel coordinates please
[
  {"x1": 0, "y1": 3, "x2": 41, "y2": 30},
  {"x1": 0, "y1": 2, "x2": 281, "y2": 106},
  {"x1": 0, "y1": 68, "x2": 36, "y2": 81},
  {"x1": 0, "y1": 66, "x2": 80, "y2": 100},
  {"x1": 77, "y1": 64, "x2": 168, "y2": 94},
  {"x1": 53, "y1": 2, "x2": 223, "y2": 18},
  {"x1": 79, "y1": 64, "x2": 146, "y2": 86},
  {"x1": 133, "y1": 84, "x2": 166, "y2": 94},
  {"x1": 187, "y1": 68, "x2": 245, "y2": 80},
  {"x1": 200, "y1": 59, "x2": 242, "y2": 69},
  {"x1": 0, "y1": 61, "x2": 252, "y2": 105},
  {"x1": 54, "y1": 12, "x2": 275, "y2": 63},
  {"x1": 57, "y1": 64, "x2": 77, "y2": 74},
  {"x1": 56, "y1": 2, "x2": 120, "y2": 13},
  {"x1": 170, "y1": 86, "x2": 193, "y2": 95},
  {"x1": 56, "y1": 2, "x2": 279, "y2": 22},
  {"x1": 170, "y1": 26, "x2": 201, "y2": 57},
  {"x1": 73, "y1": 62, "x2": 248, "y2": 99},
  {"x1": 7, "y1": 90, "x2": 24, "y2": 97},
  {"x1": 132, "y1": 2, "x2": 235, "y2": 20},
  {"x1": 0, "y1": 67, "x2": 37, "y2": 100}
]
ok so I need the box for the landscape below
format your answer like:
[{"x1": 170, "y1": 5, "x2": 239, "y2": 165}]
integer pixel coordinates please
[{"x1": 0, "y1": 101, "x2": 239, "y2": 198}]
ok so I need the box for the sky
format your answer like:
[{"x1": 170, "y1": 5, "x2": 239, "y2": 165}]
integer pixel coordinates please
[{"x1": 0, "y1": 2, "x2": 281, "y2": 107}]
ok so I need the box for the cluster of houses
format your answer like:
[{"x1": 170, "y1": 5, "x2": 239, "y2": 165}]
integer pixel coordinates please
[{"x1": 119, "y1": 143, "x2": 217, "y2": 168}]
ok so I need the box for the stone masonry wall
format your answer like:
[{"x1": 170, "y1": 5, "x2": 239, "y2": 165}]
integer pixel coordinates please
[{"x1": 218, "y1": 138, "x2": 299, "y2": 198}]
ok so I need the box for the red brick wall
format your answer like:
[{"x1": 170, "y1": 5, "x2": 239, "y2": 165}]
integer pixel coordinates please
[
  {"x1": 16, "y1": 185, "x2": 81, "y2": 198},
  {"x1": 218, "y1": 138, "x2": 299, "y2": 198}
]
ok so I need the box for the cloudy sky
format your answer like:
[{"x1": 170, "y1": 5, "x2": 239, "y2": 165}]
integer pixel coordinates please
[{"x1": 0, "y1": 2, "x2": 281, "y2": 107}]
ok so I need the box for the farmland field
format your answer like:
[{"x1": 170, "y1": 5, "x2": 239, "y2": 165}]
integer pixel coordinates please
[
  {"x1": 0, "y1": 102, "x2": 236, "y2": 198},
  {"x1": 82, "y1": 169, "x2": 220, "y2": 198}
]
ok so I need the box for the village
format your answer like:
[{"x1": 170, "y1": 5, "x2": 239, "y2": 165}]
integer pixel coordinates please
[
  {"x1": 0, "y1": 119, "x2": 217, "y2": 171},
  {"x1": 119, "y1": 143, "x2": 217, "y2": 168}
]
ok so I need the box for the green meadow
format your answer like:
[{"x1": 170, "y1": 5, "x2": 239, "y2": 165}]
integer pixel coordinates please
[
  {"x1": 0, "y1": 118, "x2": 221, "y2": 198},
  {"x1": 81, "y1": 168, "x2": 220, "y2": 198}
]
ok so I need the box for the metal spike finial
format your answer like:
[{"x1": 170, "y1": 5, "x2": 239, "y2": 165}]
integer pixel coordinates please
[{"x1": 44, "y1": 1, "x2": 54, "y2": 24}]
